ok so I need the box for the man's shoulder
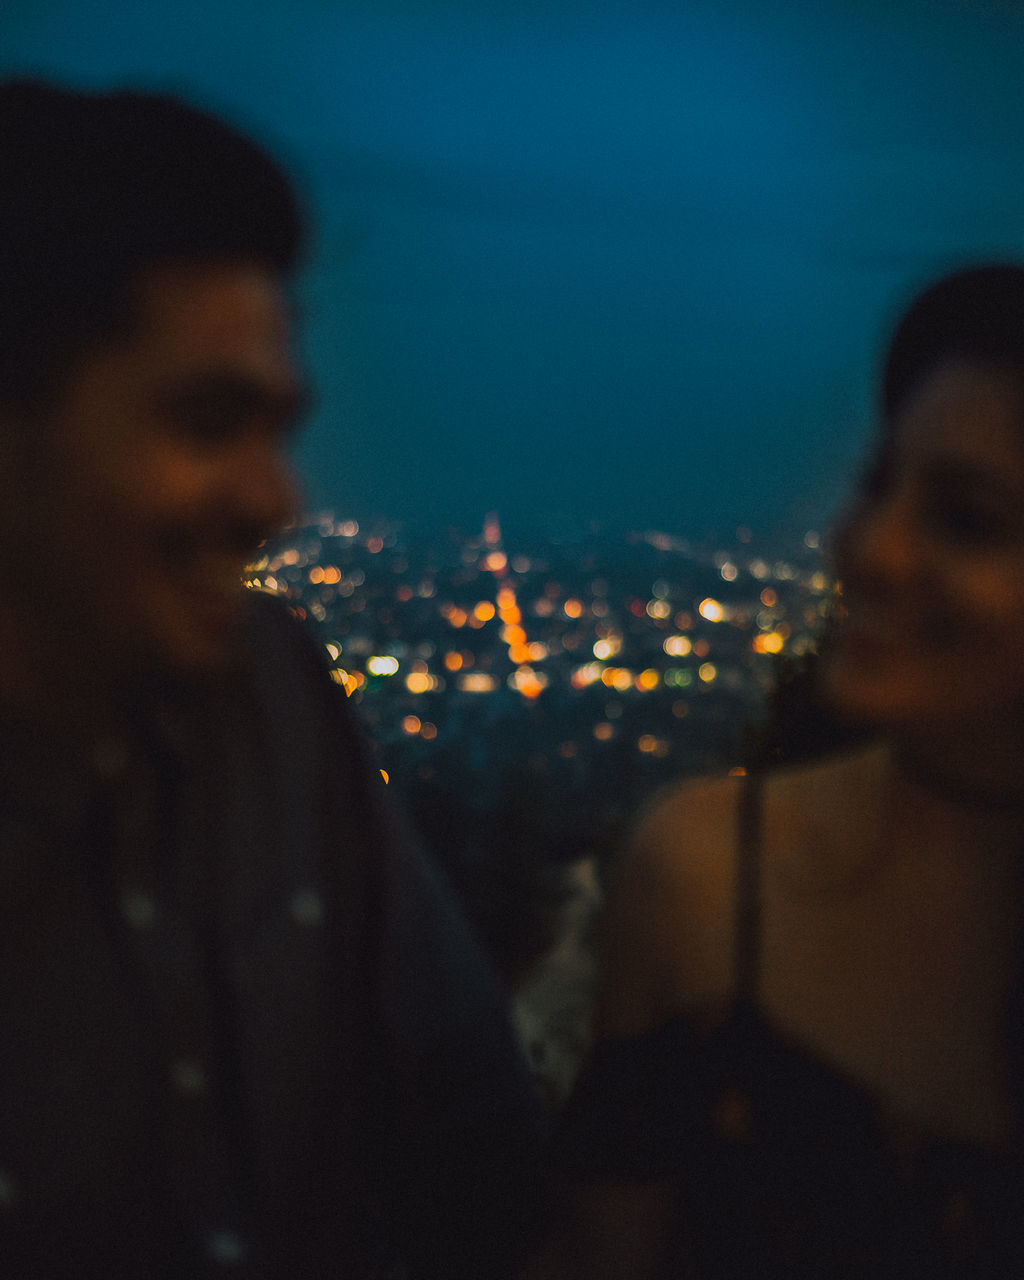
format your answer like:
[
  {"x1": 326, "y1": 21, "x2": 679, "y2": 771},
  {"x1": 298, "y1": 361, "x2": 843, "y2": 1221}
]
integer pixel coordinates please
[
  {"x1": 237, "y1": 588, "x2": 370, "y2": 759},
  {"x1": 241, "y1": 589, "x2": 339, "y2": 699},
  {"x1": 242, "y1": 587, "x2": 323, "y2": 656}
]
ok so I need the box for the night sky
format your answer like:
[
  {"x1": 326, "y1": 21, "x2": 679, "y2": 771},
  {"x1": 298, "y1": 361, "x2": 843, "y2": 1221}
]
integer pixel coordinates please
[{"x1": 5, "y1": 0, "x2": 1024, "y2": 541}]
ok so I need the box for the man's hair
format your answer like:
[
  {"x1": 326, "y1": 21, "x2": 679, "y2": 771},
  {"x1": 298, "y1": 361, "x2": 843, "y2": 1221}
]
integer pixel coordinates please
[{"x1": 0, "y1": 78, "x2": 305, "y2": 412}]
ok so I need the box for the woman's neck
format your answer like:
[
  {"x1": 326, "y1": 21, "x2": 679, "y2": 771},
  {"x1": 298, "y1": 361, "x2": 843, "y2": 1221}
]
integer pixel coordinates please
[
  {"x1": 890, "y1": 723, "x2": 1024, "y2": 816},
  {"x1": 881, "y1": 737, "x2": 1024, "y2": 867}
]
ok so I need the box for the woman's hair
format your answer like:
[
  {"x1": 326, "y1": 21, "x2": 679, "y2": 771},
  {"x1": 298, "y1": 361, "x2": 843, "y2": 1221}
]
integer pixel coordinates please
[
  {"x1": 882, "y1": 262, "x2": 1024, "y2": 425},
  {"x1": 0, "y1": 78, "x2": 305, "y2": 415},
  {"x1": 749, "y1": 263, "x2": 1024, "y2": 767}
]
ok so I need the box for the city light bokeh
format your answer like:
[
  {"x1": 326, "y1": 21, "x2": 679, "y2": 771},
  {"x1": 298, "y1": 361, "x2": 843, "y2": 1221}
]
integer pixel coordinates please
[{"x1": 247, "y1": 512, "x2": 833, "y2": 842}]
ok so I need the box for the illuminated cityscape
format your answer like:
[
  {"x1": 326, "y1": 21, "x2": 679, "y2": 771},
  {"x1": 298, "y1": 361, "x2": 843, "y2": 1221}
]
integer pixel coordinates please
[
  {"x1": 249, "y1": 513, "x2": 830, "y2": 748},
  {"x1": 247, "y1": 512, "x2": 832, "y2": 976}
]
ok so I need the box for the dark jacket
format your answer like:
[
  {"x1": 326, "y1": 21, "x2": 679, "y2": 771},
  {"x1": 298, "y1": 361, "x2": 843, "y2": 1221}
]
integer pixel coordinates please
[{"x1": 0, "y1": 591, "x2": 544, "y2": 1278}]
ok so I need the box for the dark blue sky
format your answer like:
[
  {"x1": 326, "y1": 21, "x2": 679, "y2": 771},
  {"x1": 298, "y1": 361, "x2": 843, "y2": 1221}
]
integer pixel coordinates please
[{"x1": 5, "y1": 0, "x2": 1024, "y2": 539}]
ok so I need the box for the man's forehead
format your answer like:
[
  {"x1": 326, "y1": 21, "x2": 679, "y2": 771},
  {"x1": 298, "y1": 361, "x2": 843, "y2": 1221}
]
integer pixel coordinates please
[
  {"x1": 119, "y1": 259, "x2": 299, "y2": 383},
  {"x1": 130, "y1": 259, "x2": 293, "y2": 342}
]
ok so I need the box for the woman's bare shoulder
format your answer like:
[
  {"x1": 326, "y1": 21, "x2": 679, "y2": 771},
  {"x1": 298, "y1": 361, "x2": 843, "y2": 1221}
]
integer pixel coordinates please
[
  {"x1": 595, "y1": 746, "x2": 888, "y2": 1037},
  {"x1": 595, "y1": 773, "x2": 745, "y2": 1036}
]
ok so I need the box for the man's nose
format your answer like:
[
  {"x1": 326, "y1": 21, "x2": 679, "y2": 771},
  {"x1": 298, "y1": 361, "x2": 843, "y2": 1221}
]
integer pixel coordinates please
[{"x1": 228, "y1": 432, "x2": 302, "y2": 540}]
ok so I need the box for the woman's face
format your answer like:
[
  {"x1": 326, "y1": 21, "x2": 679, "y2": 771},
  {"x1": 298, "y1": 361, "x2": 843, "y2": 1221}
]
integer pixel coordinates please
[{"x1": 824, "y1": 360, "x2": 1024, "y2": 737}]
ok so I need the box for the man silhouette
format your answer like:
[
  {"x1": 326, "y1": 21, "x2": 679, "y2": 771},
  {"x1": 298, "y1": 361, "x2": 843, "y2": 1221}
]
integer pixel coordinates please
[{"x1": 0, "y1": 79, "x2": 542, "y2": 1278}]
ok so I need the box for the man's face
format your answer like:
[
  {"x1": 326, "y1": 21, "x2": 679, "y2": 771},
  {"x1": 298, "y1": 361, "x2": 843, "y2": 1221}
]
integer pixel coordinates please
[{"x1": 27, "y1": 260, "x2": 304, "y2": 677}]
